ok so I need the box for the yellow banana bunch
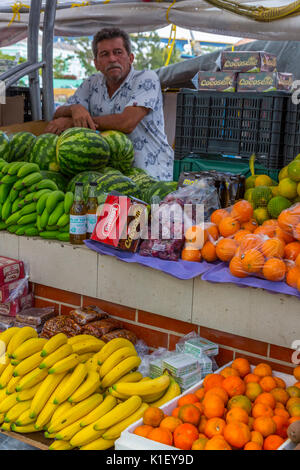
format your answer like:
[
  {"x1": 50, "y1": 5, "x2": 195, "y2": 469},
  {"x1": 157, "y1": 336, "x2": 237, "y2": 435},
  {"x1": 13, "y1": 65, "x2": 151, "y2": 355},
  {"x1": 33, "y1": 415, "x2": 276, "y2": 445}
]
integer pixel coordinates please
[
  {"x1": 102, "y1": 402, "x2": 149, "y2": 440},
  {"x1": 16, "y1": 367, "x2": 48, "y2": 392},
  {"x1": 77, "y1": 352, "x2": 94, "y2": 364},
  {"x1": 4, "y1": 399, "x2": 31, "y2": 423},
  {"x1": 96, "y1": 338, "x2": 136, "y2": 365},
  {"x1": 80, "y1": 437, "x2": 115, "y2": 450},
  {"x1": 0, "y1": 327, "x2": 20, "y2": 347},
  {"x1": 5, "y1": 375, "x2": 21, "y2": 395},
  {"x1": 67, "y1": 334, "x2": 96, "y2": 346},
  {"x1": 0, "y1": 362, "x2": 15, "y2": 389},
  {"x1": 29, "y1": 372, "x2": 67, "y2": 419},
  {"x1": 101, "y1": 356, "x2": 141, "y2": 389},
  {"x1": 48, "y1": 353, "x2": 80, "y2": 375},
  {"x1": 7, "y1": 327, "x2": 38, "y2": 357},
  {"x1": 99, "y1": 346, "x2": 138, "y2": 379},
  {"x1": 11, "y1": 423, "x2": 38, "y2": 433},
  {"x1": 52, "y1": 363, "x2": 88, "y2": 404},
  {"x1": 93, "y1": 395, "x2": 142, "y2": 431},
  {"x1": 16, "y1": 383, "x2": 41, "y2": 402},
  {"x1": 39, "y1": 343, "x2": 73, "y2": 370},
  {"x1": 71, "y1": 338, "x2": 105, "y2": 356},
  {"x1": 11, "y1": 338, "x2": 47, "y2": 361},
  {"x1": 15, "y1": 409, "x2": 35, "y2": 427},
  {"x1": 70, "y1": 422, "x2": 106, "y2": 448},
  {"x1": 41, "y1": 333, "x2": 68, "y2": 357},
  {"x1": 54, "y1": 417, "x2": 83, "y2": 442},
  {"x1": 0, "y1": 392, "x2": 18, "y2": 414},
  {"x1": 68, "y1": 370, "x2": 100, "y2": 403},
  {"x1": 13, "y1": 351, "x2": 44, "y2": 377},
  {"x1": 115, "y1": 371, "x2": 143, "y2": 383},
  {"x1": 79, "y1": 395, "x2": 116, "y2": 427},
  {"x1": 49, "y1": 440, "x2": 74, "y2": 450},
  {"x1": 112, "y1": 374, "x2": 170, "y2": 397},
  {"x1": 35, "y1": 376, "x2": 72, "y2": 431}
]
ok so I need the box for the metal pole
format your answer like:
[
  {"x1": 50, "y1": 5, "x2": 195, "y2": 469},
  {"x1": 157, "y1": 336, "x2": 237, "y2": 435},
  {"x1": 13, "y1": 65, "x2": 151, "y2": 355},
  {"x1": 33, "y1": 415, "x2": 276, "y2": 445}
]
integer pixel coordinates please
[
  {"x1": 27, "y1": 0, "x2": 43, "y2": 121},
  {"x1": 5, "y1": 62, "x2": 46, "y2": 89},
  {"x1": 42, "y1": 0, "x2": 57, "y2": 122}
]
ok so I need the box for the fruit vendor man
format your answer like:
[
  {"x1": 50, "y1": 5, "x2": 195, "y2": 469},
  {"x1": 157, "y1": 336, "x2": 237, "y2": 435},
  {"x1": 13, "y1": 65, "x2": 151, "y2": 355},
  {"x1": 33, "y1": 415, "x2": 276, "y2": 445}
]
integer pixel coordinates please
[{"x1": 46, "y1": 27, "x2": 174, "y2": 181}]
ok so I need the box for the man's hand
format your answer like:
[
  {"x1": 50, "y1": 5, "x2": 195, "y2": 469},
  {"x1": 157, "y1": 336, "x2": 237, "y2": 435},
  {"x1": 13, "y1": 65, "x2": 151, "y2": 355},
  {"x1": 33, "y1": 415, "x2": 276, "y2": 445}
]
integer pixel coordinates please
[
  {"x1": 45, "y1": 117, "x2": 73, "y2": 135},
  {"x1": 70, "y1": 104, "x2": 97, "y2": 130}
]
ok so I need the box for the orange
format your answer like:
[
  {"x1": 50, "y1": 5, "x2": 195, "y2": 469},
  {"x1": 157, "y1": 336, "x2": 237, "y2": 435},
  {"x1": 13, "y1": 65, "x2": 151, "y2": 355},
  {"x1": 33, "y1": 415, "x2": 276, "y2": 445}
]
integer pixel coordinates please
[
  {"x1": 245, "y1": 382, "x2": 263, "y2": 402},
  {"x1": 244, "y1": 441, "x2": 262, "y2": 450},
  {"x1": 216, "y1": 238, "x2": 237, "y2": 262},
  {"x1": 254, "y1": 225, "x2": 277, "y2": 238},
  {"x1": 231, "y1": 200, "x2": 254, "y2": 223},
  {"x1": 262, "y1": 257, "x2": 287, "y2": 282},
  {"x1": 241, "y1": 219, "x2": 258, "y2": 233},
  {"x1": 273, "y1": 376, "x2": 287, "y2": 389},
  {"x1": 203, "y1": 394, "x2": 225, "y2": 419},
  {"x1": 234, "y1": 229, "x2": 252, "y2": 244},
  {"x1": 254, "y1": 392, "x2": 276, "y2": 409},
  {"x1": 261, "y1": 238, "x2": 285, "y2": 259},
  {"x1": 198, "y1": 415, "x2": 208, "y2": 433},
  {"x1": 250, "y1": 430, "x2": 264, "y2": 447},
  {"x1": 181, "y1": 247, "x2": 202, "y2": 262},
  {"x1": 222, "y1": 376, "x2": 246, "y2": 397},
  {"x1": 220, "y1": 367, "x2": 240, "y2": 379},
  {"x1": 227, "y1": 395, "x2": 252, "y2": 415},
  {"x1": 241, "y1": 249, "x2": 265, "y2": 274},
  {"x1": 204, "y1": 386, "x2": 229, "y2": 405},
  {"x1": 133, "y1": 424, "x2": 154, "y2": 438},
  {"x1": 253, "y1": 363, "x2": 273, "y2": 378},
  {"x1": 278, "y1": 211, "x2": 299, "y2": 235},
  {"x1": 296, "y1": 253, "x2": 300, "y2": 269},
  {"x1": 143, "y1": 406, "x2": 164, "y2": 427},
  {"x1": 172, "y1": 407, "x2": 180, "y2": 418},
  {"x1": 252, "y1": 403, "x2": 274, "y2": 419},
  {"x1": 203, "y1": 374, "x2": 224, "y2": 391},
  {"x1": 231, "y1": 358, "x2": 251, "y2": 378},
  {"x1": 159, "y1": 416, "x2": 182, "y2": 433},
  {"x1": 274, "y1": 408, "x2": 290, "y2": 420},
  {"x1": 218, "y1": 216, "x2": 240, "y2": 238},
  {"x1": 204, "y1": 417, "x2": 226, "y2": 438},
  {"x1": 210, "y1": 208, "x2": 230, "y2": 227},
  {"x1": 284, "y1": 241, "x2": 300, "y2": 261},
  {"x1": 147, "y1": 427, "x2": 173, "y2": 446},
  {"x1": 177, "y1": 393, "x2": 199, "y2": 407},
  {"x1": 223, "y1": 421, "x2": 251, "y2": 449},
  {"x1": 288, "y1": 416, "x2": 300, "y2": 424},
  {"x1": 204, "y1": 222, "x2": 219, "y2": 242},
  {"x1": 263, "y1": 434, "x2": 285, "y2": 450},
  {"x1": 293, "y1": 222, "x2": 300, "y2": 241},
  {"x1": 286, "y1": 266, "x2": 300, "y2": 288},
  {"x1": 262, "y1": 219, "x2": 278, "y2": 228},
  {"x1": 248, "y1": 416, "x2": 254, "y2": 430},
  {"x1": 270, "y1": 387, "x2": 290, "y2": 405},
  {"x1": 178, "y1": 404, "x2": 202, "y2": 426},
  {"x1": 274, "y1": 402, "x2": 285, "y2": 410},
  {"x1": 294, "y1": 382, "x2": 300, "y2": 389},
  {"x1": 272, "y1": 415, "x2": 289, "y2": 439},
  {"x1": 275, "y1": 226, "x2": 295, "y2": 244},
  {"x1": 204, "y1": 436, "x2": 232, "y2": 450},
  {"x1": 286, "y1": 386, "x2": 300, "y2": 398},
  {"x1": 191, "y1": 436, "x2": 209, "y2": 450},
  {"x1": 225, "y1": 407, "x2": 249, "y2": 425},
  {"x1": 173, "y1": 423, "x2": 199, "y2": 450},
  {"x1": 184, "y1": 225, "x2": 207, "y2": 249},
  {"x1": 229, "y1": 256, "x2": 249, "y2": 278},
  {"x1": 289, "y1": 403, "x2": 300, "y2": 418},
  {"x1": 286, "y1": 397, "x2": 300, "y2": 413},
  {"x1": 259, "y1": 376, "x2": 277, "y2": 393},
  {"x1": 252, "y1": 416, "x2": 276, "y2": 437},
  {"x1": 240, "y1": 234, "x2": 262, "y2": 252},
  {"x1": 194, "y1": 388, "x2": 205, "y2": 401},
  {"x1": 193, "y1": 402, "x2": 204, "y2": 414},
  {"x1": 294, "y1": 365, "x2": 300, "y2": 381},
  {"x1": 201, "y1": 241, "x2": 217, "y2": 263},
  {"x1": 244, "y1": 373, "x2": 261, "y2": 385}
]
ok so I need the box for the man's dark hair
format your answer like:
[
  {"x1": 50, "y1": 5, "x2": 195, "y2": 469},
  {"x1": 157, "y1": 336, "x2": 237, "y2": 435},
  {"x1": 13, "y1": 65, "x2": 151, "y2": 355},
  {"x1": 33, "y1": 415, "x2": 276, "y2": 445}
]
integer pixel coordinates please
[{"x1": 92, "y1": 27, "x2": 132, "y2": 58}]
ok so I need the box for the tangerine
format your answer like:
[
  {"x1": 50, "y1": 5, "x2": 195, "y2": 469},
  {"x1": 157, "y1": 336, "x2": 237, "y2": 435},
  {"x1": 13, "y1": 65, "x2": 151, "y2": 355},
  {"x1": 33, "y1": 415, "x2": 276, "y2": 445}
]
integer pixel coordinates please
[
  {"x1": 284, "y1": 241, "x2": 300, "y2": 261},
  {"x1": 216, "y1": 238, "x2": 238, "y2": 262},
  {"x1": 240, "y1": 234, "x2": 263, "y2": 252},
  {"x1": 203, "y1": 374, "x2": 224, "y2": 391},
  {"x1": 252, "y1": 416, "x2": 276, "y2": 437},
  {"x1": 229, "y1": 256, "x2": 249, "y2": 278},
  {"x1": 275, "y1": 226, "x2": 295, "y2": 244},
  {"x1": 241, "y1": 249, "x2": 265, "y2": 274},
  {"x1": 203, "y1": 394, "x2": 225, "y2": 419},
  {"x1": 201, "y1": 241, "x2": 217, "y2": 263},
  {"x1": 191, "y1": 436, "x2": 209, "y2": 450},
  {"x1": 254, "y1": 392, "x2": 276, "y2": 409},
  {"x1": 227, "y1": 395, "x2": 252, "y2": 415},
  {"x1": 225, "y1": 407, "x2": 249, "y2": 425},
  {"x1": 234, "y1": 229, "x2": 252, "y2": 244},
  {"x1": 273, "y1": 376, "x2": 287, "y2": 389},
  {"x1": 274, "y1": 408, "x2": 290, "y2": 420},
  {"x1": 204, "y1": 417, "x2": 226, "y2": 438},
  {"x1": 220, "y1": 367, "x2": 240, "y2": 379},
  {"x1": 231, "y1": 200, "x2": 254, "y2": 223},
  {"x1": 147, "y1": 427, "x2": 173, "y2": 446},
  {"x1": 252, "y1": 403, "x2": 274, "y2": 419},
  {"x1": 244, "y1": 373, "x2": 261, "y2": 385},
  {"x1": 289, "y1": 403, "x2": 300, "y2": 418},
  {"x1": 173, "y1": 423, "x2": 199, "y2": 450},
  {"x1": 253, "y1": 363, "x2": 273, "y2": 378},
  {"x1": 204, "y1": 386, "x2": 229, "y2": 405},
  {"x1": 172, "y1": 407, "x2": 180, "y2": 418},
  {"x1": 223, "y1": 421, "x2": 251, "y2": 449},
  {"x1": 263, "y1": 434, "x2": 285, "y2": 450},
  {"x1": 259, "y1": 376, "x2": 277, "y2": 393},
  {"x1": 177, "y1": 393, "x2": 199, "y2": 407},
  {"x1": 244, "y1": 441, "x2": 262, "y2": 450},
  {"x1": 272, "y1": 415, "x2": 289, "y2": 439},
  {"x1": 231, "y1": 358, "x2": 251, "y2": 378},
  {"x1": 262, "y1": 258, "x2": 287, "y2": 282},
  {"x1": 143, "y1": 406, "x2": 164, "y2": 427},
  {"x1": 278, "y1": 211, "x2": 299, "y2": 235},
  {"x1": 133, "y1": 424, "x2": 154, "y2": 438},
  {"x1": 178, "y1": 404, "x2": 202, "y2": 426},
  {"x1": 270, "y1": 387, "x2": 289, "y2": 405},
  {"x1": 204, "y1": 436, "x2": 232, "y2": 450},
  {"x1": 204, "y1": 223, "x2": 219, "y2": 242},
  {"x1": 210, "y1": 209, "x2": 230, "y2": 226},
  {"x1": 294, "y1": 365, "x2": 300, "y2": 381},
  {"x1": 194, "y1": 388, "x2": 205, "y2": 401},
  {"x1": 181, "y1": 247, "x2": 202, "y2": 262},
  {"x1": 261, "y1": 238, "x2": 285, "y2": 259},
  {"x1": 286, "y1": 266, "x2": 300, "y2": 288},
  {"x1": 184, "y1": 225, "x2": 207, "y2": 249},
  {"x1": 245, "y1": 382, "x2": 263, "y2": 402},
  {"x1": 218, "y1": 216, "x2": 241, "y2": 238},
  {"x1": 198, "y1": 415, "x2": 208, "y2": 433},
  {"x1": 159, "y1": 416, "x2": 182, "y2": 433},
  {"x1": 222, "y1": 376, "x2": 246, "y2": 397},
  {"x1": 241, "y1": 219, "x2": 258, "y2": 233},
  {"x1": 250, "y1": 430, "x2": 264, "y2": 447}
]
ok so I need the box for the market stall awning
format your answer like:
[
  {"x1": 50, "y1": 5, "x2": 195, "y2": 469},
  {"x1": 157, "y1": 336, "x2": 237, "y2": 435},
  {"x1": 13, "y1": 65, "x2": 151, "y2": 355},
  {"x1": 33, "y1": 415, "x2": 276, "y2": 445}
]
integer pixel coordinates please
[{"x1": 2, "y1": 0, "x2": 300, "y2": 46}]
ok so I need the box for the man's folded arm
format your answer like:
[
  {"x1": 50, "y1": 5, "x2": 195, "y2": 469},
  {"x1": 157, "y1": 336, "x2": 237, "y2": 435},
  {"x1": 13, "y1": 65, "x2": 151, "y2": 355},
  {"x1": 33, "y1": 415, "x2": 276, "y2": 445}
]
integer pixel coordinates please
[{"x1": 93, "y1": 106, "x2": 149, "y2": 134}]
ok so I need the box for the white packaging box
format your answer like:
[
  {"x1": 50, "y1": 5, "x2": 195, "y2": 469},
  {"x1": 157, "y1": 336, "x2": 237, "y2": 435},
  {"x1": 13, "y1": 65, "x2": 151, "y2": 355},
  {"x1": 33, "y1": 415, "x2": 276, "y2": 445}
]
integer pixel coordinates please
[{"x1": 115, "y1": 362, "x2": 296, "y2": 451}]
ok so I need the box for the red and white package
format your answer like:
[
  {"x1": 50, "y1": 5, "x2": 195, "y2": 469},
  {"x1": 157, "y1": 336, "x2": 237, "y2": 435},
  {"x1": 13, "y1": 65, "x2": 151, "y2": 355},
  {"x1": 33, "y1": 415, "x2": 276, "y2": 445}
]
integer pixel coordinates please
[
  {"x1": 0, "y1": 256, "x2": 25, "y2": 285},
  {"x1": 0, "y1": 278, "x2": 29, "y2": 303},
  {"x1": 19, "y1": 292, "x2": 34, "y2": 311},
  {"x1": 0, "y1": 299, "x2": 20, "y2": 317}
]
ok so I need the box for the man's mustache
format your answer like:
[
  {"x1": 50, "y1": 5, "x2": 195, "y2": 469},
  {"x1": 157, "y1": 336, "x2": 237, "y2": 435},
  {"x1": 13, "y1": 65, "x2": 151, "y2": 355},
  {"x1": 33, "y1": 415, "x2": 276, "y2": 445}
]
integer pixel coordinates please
[{"x1": 106, "y1": 64, "x2": 122, "y2": 72}]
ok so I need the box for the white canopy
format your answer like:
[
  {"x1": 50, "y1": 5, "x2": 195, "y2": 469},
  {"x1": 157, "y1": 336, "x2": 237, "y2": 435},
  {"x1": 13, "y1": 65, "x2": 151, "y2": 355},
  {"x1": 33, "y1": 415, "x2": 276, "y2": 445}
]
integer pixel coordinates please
[{"x1": 1, "y1": 0, "x2": 300, "y2": 47}]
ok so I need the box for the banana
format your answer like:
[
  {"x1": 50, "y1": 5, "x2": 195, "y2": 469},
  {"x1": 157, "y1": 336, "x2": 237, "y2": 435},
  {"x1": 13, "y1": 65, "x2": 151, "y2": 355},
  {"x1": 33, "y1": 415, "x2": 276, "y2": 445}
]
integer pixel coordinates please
[
  {"x1": 107, "y1": 387, "x2": 130, "y2": 401},
  {"x1": 1, "y1": 422, "x2": 11, "y2": 432},
  {"x1": 101, "y1": 355, "x2": 141, "y2": 389},
  {"x1": 0, "y1": 327, "x2": 20, "y2": 347},
  {"x1": 0, "y1": 388, "x2": 7, "y2": 402},
  {"x1": 33, "y1": 188, "x2": 52, "y2": 202},
  {"x1": 23, "y1": 192, "x2": 36, "y2": 204},
  {"x1": 93, "y1": 395, "x2": 142, "y2": 431},
  {"x1": 8, "y1": 187, "x2": 20, "y2": 204},
  {"x1": 48, "y1": 200, "x2": 64, "y2": 226},
  {"x1": 71, "y1": 339, "x2": 105, "y2": 356},
  {"x1": 11, "y1": 423, "x2": 38, "y2": 433},
  {"x1": 16, "y1": 367, "x2": 48, "y2": 392},
  {"x1": 54, "y1": 417, "x2": 83, "y2": 441},
  {"x1": 142, "y1": 390, "x2": 166, "y2": 403},
  {"x1": 44, "y1": 431, "x2": 57, "y2": 439},
  {"x1": 5, "y1": 209, "x2": 23, "y2": 227},
  {"x1": 24, "y1": 226, "x2": 39, "y2": 237},
  {"x1": 17, "y1": 212, "x2": 37, "y2": 226},
  {"x1": 64, "y1": 192, "x2": 74, "y2": 214},
  {"x1": 49, "y1": 440, "x2": 74, "y2": 451},
  {"x1": 21, "y1": 172, "x2": 43, "y2": 188},
  {"x1": 68, "y1": 370, "x2": 100, "y2": 403},
  {"x1": 37, "y1": 191, "x2": 51, "y2": 215},
  {"x1": 6, "y1": 327, "x2": 38, "y2": 357},
  {"x1": 1, "y1": 199, "x2": 12, "y2": 221},
  {"x1": 17, "y1": 163, "x2": 40, "y2": 179},
  {"x1": 79, "y1": 437, "x2": 115, "y2": 451},
  {"x1": 40, "y1": 208, "x2": 50, "y2": 230},
  {"x1": 71, "y1": 423, "x2": 107, "y2": 448},
  {"x1": 13, "y1": 351, "x2": 44, "y2": 377},
  {"x1": 0, "y1": 413, "x2": 4, "y2": 425},
  {"x1": 112, "y1": 374, "x2": 170, "y2": 398},
  {"x1": 57, "y1": 213, "x2": 70, "y2": 228},
  {"x1": 41, "y1": 333, "x2": 68, "y2": 357},
  {"x1": 8, "y1": 161, "x2": 27, "y2": 176},
  {"x1": 19, "y1": 201, "x2": 37, "y2": 217},
  {"x1": 29, "y1": 372, "x2": 67, "y2": 419},
  {"x1": 1, "y1": 174, "x2": 18, "y2": 185},
  {"x1": 4, "y1": 399, "x2": 31, "y2": 423},
  {"x1": 99, "y1": 346, "x2": 138, "y2": 379},
  {"x1": 15, "y1": 409, "x2": 35, "y2": 427},
  {"x1": 0, "y1": 354, "x2": 10, "y2": 376},
  {"x1": 78, "y1": 352, "x2": 94, "y2": 364},
  {"x1": 48, "y1": 353, "x2": 80, "y2": 375},
  {"x1": 85, "y1": 355, "x2": 101, "y2": 374},
  {"x1": 0, "y1": 184, "x2": 12, "y2": 205},
  {"x1": 52, "y1": 363, "x2": 88, "y2": 404},
  {"x1": 39, "y1": 343, "x2": 73, "y2": 370},
  {"x1": 150, "y1": 376, "x2": 181, "y2": 407},
  {"x1": 0, "y1": 392, "x2": 18, "y2": 413},
  {"x1": 48, "y1": 393, "x2": 103, "y2": 434},
  {"x1": 35, "y1": 179, "x2": 58, "y2": 191},
  {"x1": 11, "y1": 337, "x2": 47, "y2": 361},
  {"x1": 108, "y1": 370, "x2": 143, "y2": 384},
  {"x1": 67, "y1": 334, "x2": 96, "y2": 346},
  {"x1": 48, "y1": 400, "x2": 73, "y2": 428},
  {"x1": 96, "y1": 337, "x2": 136, "y2": 365},
  {"x1": 102, "y1": 402, "x2": 149, "y2": 440},
  {"x1": 16, "y1": 383, "x2": 41, "y2": 402},
  {"x1": 0, "y1": 362, "x2": 15, "y2": 389},
  {"x1": 5, "y1": 375, "x2": 21, "y2": 395},
  {"x1": 79, "y1": 395, "x2": 116, "y2": 428},
  {"x1": 46, "y1": 190, "x2": 65, "y2": 214}
]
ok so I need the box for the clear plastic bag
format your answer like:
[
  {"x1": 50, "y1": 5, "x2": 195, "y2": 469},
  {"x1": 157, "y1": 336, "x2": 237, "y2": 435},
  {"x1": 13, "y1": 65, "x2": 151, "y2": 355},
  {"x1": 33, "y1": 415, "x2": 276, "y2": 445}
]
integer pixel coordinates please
[{"x1": 15, "y1": 307, "x2": 56, "y2": 327}]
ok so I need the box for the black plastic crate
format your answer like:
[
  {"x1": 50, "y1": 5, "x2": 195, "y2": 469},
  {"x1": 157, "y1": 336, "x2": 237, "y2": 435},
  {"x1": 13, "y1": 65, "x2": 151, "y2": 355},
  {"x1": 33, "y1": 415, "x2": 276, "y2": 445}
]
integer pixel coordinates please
[
  {"x1": 283, "y1": 98, "x2": 300, "y2": 165},
  {"x1": 174, "y1": 89, "x2": 289, "y2": 170},
  {"x1": 6, "y1": 86, "x2": 43, "y2": 122}
]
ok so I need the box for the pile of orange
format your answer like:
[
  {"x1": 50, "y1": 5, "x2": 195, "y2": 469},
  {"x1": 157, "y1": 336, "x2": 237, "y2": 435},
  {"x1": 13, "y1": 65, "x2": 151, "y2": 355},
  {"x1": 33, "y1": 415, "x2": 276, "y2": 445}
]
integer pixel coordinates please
[{"x1": 133, "y1": 359, "x2": 300, "y2": 451}]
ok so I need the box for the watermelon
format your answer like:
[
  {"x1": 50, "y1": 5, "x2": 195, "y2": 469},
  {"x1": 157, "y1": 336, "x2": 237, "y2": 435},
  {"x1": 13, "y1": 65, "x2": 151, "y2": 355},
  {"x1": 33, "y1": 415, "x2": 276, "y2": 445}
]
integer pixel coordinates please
[
  {"x1": 126, "y1": 168, "x2": 148, "y2": 178},
  {"x1": 8, "y1": 132, "x2": 36, "y2": 163},
  {"x1": 29, "y1": 133, "x2": 59, "y2": 171},
  {"x1": 40, "y1": 170, "x2": 70, "y2": 192},
  {"x1": 67, "y1": 170, "x2": 103, "y2": 202},
  {"x1": 145, "y1": 181, "x2": 178, "y2": 203},
  {"x1": 101, "y1": 130, "x2": 134, "y2": 175},
  {"x1": 130, "y1": 172, "x2": 158, "y2": 201},
  {"x1": 96, "y1": 173, "x2": 141, "y2": 199},
  {"x1": 0, "y1": 131, "x2": 10, "y2": 161},
  {"x1": 56, "y1": 128, "x2": 111, "y2": 177},
  {"x1": 101, "y1": 166, "x2": 122, "y2": 176}
]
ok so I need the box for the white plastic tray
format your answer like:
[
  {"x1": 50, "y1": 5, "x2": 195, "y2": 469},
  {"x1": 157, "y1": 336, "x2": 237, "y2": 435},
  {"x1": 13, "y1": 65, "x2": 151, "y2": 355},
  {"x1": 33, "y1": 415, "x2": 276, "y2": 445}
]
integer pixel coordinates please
[{"x1": 115, "y1": 362, "x2": 296, "y2": 451}]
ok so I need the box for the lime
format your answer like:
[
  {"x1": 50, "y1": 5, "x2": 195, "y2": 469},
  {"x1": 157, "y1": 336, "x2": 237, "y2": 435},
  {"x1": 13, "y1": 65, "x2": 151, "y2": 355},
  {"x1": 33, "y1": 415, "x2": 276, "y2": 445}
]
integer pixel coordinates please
[
  {"x1": 288, "y1": 160, "x2": 300, "y2": 182},
  {"x1": 267, "y1": 196, "x2": 291, "y2": 219},
  {"x1": 245, "y1": 175, "x2": 257, "y2": 190},
  {"x1": 278, "y1": 178, "x2": 298, "y2": 200}
]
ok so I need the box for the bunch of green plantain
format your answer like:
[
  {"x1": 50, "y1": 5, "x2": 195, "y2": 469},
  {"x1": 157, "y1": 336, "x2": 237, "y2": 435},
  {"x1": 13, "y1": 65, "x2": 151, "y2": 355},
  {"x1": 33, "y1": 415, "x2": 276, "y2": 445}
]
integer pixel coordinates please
[{"x1": 0, "y1": 160, "x2": 73, "y2": 241}]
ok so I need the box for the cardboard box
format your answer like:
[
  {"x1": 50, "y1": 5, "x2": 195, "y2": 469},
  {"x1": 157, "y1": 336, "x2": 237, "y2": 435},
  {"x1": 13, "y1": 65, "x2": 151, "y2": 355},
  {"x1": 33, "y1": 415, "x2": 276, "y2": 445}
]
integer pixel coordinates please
[
  {"x1": 0, "y1": 95, "x2": 24, "y2": 127},
  {"x1": 197, "y1": 71, "x2": 237, "y2": 92},
  {"x1": 221, "y1": 51, "x2": 277, "y2": 73},
  {"x1": 237, "y1": 72, "x2": 294, "y2": 92}
]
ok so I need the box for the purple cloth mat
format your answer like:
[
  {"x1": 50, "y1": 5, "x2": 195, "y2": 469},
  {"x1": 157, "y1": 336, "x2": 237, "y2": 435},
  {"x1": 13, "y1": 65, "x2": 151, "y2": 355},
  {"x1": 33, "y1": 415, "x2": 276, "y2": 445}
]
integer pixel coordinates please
[
  {"x1": 84, "y1": 239, "x2": 219, "y2": 280},
  {"x1": 202, "y1": 262, "x2": 300, "y2": 299}
]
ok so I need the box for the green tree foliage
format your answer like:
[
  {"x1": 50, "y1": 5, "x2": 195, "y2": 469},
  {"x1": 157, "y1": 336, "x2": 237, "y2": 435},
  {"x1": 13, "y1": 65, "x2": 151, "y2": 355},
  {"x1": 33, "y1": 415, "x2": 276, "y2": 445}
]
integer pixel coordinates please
[
  {"x1": 53, "y1": 54, "x2": 73, "y2": 79},
  {"x1": 65, "y1": 37, "x2": 96, "y2": 77},
  {"x1": 130, "y1": 32, "x2": 183, "y2": 70}
]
